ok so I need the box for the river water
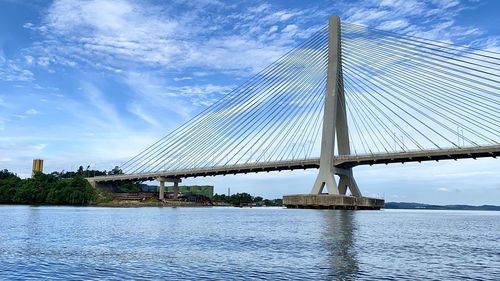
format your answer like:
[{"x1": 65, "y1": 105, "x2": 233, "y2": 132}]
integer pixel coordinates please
[{"x1": 0, "y1": 206, "x2": 498, "y2": 280}]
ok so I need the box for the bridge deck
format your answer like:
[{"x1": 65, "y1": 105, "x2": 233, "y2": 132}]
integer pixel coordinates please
[
  {"x1": 88, "y1": 159, "x2": 320, "y2": 183},
  {"x1": 87, "y1": 145, "x2": 500, "y2": 183},
  {"x1": 335, "y1": 144, "x2": 500, "y2": 168}
]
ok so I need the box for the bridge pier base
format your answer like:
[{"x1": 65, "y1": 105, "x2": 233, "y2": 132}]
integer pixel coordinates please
[
  {"x1": 283, "y1": 194, "x2": 384, "y2": 210},
  {"x1": 157, "y1": 177, "x2": 182, "y2": 200}
]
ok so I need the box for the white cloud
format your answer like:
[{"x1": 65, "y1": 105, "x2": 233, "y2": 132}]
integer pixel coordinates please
[
  {"x1": 339, "y1": 0, "x2": 489, "y2": 44},
  {"x1": 282, "y1": 24, "x2": 298, "y2": 35},
  {"x1": 128, "y1": 103, "x2": 160, "y2": 128},
  {"x1": 173, "y1": 76, "x2": 193, "y2": 81},
  {"x1": 268, "y1": 25, "x2": 278, "y2": 34},
  {"x1": 23, "y1": 22, "x2": 34, "y2": 29},
  {"x1": 24, "y1": 55, "x2": 34, "y2": 65},
  {"x1": 176, "y1": 85, "x2": 233, "y2": 108},
  {"x1": 0, "y1": 58, "x2": 34, "y2": 81},
  {"x1": 193, "y1": 71, "x2": 209, "y2": 77},
  {"x1": 22, "y1": 0, "x2": 323, "y2": 76},
  {"x1": 344, "y1": 8, "x2": 390, "y2": 25},
  {"x1": 124, "y1": 71, "x2": 236, "y2": 120},
  {"x1": 377, "y1": 19, "x2": 410, "y2": 31},
  {"x1": 1, "y1": 45, "x2": 34, "y2": 81},
  {"x1": 31, "y1": 143, "x2": 47, "y2": 151},
  {"x1": 379, "y1": 0, "x2": 425, "y2": 15},
  {"x1": 438, "y1": 0, "x2": 460, "y2": 9},
  {"x1": 81, "y1": 82, "x2": 123, "y2": 129},
  {"x1": 25, "y1": 108, "x2": 40, "y2": 115},
  {"x1": 278, "y1": 11, "x2": 296, "y2": 21},
  {"x1": 437, "y1": 187, "x2": 449, "y2": 192},
  {"x1": 124, "y1": 72, "x2": 195, "y2": 119},
  {"x1": 0, "y1": 86, "x2": 168, "y2": 177},
  {"x1": 481, "y1": 37, "x2": 500, "y2": 52},
  {"x1": 45, "y1": 0, "x2": 179, "y2": 37},
  {"x1": 162, "y1": 84, "x2": 234, "y2": 102}
]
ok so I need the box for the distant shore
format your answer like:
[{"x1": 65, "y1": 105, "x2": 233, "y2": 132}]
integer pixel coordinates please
[
  {"x1": 94, "y1": 200, "x2": 266, "y2": 208},
  {"x1": 0, "y1": 200, "x2": 235, "y2": 208},
  {"x1": 385, "y1": 202, "x2": 500, "y2": 211},
  {"x1": 96, "y1": 201, "x2": 500, "y2": 210},
  {"x1": 2, "y1": 202, "x2": 500, "y2": 210}
]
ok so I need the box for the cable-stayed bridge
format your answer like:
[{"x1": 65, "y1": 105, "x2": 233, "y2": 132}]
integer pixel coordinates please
[{"x1": 88, "y1": 16, "x2": 500, "y2": 199}]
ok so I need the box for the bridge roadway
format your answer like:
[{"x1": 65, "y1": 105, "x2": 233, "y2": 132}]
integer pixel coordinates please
[{"x1": 87, "y1": 145, "x2": 500, "y2": 184}]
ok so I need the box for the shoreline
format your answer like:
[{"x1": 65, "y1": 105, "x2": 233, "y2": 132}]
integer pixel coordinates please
[
  {"x1": 0, "y1": 201, "x2": 247, "y2": 208},
  {"x1": 1, "y1": 202, "x2": 499, "y2": 210}
]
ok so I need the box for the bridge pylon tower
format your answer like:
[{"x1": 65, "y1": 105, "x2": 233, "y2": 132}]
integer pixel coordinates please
[{"x1": 311, "y1": 16, "x2": 361, "y2": 197}]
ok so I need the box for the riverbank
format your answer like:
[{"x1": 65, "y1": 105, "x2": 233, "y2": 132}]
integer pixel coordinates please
[
  {"x1": 385, "y1": 202, "x2": 500, "y2": 211},
  {"x1": 96, "y1": 198, "x2": 218, "y2": 208},
  {"x1": 0, "y1": 201, "x2": 219, "y2": 208}
]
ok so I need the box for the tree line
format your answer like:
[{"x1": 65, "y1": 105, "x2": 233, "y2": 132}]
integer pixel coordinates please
[
  {"x1": 212, "y1": 193, "x2": 282, "y2": 206},
  {"x1": 0, "y1": 169, "x2": 96, "y2": 205},
  {"x1": 49, "y1": 165, "x2": 122, "y2": 179},
  {"x1": 0, "y1": 166, "x2": 282, "y2": 206}
]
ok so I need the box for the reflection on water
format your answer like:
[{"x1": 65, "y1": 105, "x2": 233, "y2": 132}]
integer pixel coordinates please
[
  {"x1": 0, "y1": 206, "x2": 498, "y2": 280},
  {"x1": 25, "y1": 207, "x2": 41, "y2": 257},
  {"x1": 322, "y1": 211, "x2": 358, "y2": 279}
]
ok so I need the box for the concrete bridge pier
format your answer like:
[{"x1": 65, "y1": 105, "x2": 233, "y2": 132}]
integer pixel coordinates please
[
  {"x1": 284, "y1": 16, "x2": 384, "y2": 210},
  {"x1": 311, "y1": 15, "x2": 358, "y2": 197},
  {"x1": 173, "y1": 181, "x2": 179, "y2": 200},
  {"x1": 159, "y1": 180, "x2": 165, "y2": 200},
  {"x1": 157, "y1": 177, "x2": 182, "y2": 200},
  {"x1": 336, "y1": 167, "x2": 361, "y2": 197}
]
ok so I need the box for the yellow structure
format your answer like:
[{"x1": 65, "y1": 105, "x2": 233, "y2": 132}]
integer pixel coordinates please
[{"x1": 32, "y1": 159, "x2": 44, "y2": 176}]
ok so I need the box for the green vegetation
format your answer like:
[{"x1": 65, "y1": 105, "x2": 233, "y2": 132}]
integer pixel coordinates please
[
  {"x1": 261, "y1": 198, "x2": 283, "y2": 207},
  {"x1": 212, "y1": 193, "x2": 282, "y2": 206},
  {"x1": 0, "y1": 166, "x2": 283, "y2": 207},
  {"x1": 168, "y1": 185, "x2": 214, "y2": 198},
  {"x1": 50, "y1": 165, "x2": 122, "y2": 179},
  {"x1": 0, "y1": 169, "x2": 96, "y2": 205},
  {"x1": 94, "y1": 189, "x2": 114, "y2": 204},
  {"x1": 114, "y1": 182, "x2": 142, "y2": 193},
  {"x1": 213, "y1": 192, "x2": 252, "y2": 206}
]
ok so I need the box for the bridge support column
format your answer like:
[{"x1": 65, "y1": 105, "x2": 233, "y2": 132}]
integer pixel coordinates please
[
  {"x1": 157, "y1": 177, "x2": 182, "y2": 200},
  {"x1": 312, "y1": 167, "x2": 339, "y2": 195},
  {"x1": 336, "y1": 168, "x2": 361, "y2": 197},
  {"x1": 159, "y1": 180, "x2": 165, "y2": 200},
  {"x1": 312, "y1": 15, "x2": 361, "y2": 197},
  {"x1": 173, "y1": 181, "x2": 179, "y2": 200}
]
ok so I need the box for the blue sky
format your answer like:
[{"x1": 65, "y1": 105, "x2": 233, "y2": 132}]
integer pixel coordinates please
[{"x1": 0, "y1": 0, "x2": 499, "y2": 204}]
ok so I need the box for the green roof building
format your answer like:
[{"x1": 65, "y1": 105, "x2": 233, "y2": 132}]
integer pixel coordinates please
[{"x1": 166, "y1": 185, "x2": 214, "y2": 198}]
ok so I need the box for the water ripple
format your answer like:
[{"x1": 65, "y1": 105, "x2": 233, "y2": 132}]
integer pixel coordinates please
[{"x1": 0, "y1": 206, "x2": 498, "y2": 280}]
